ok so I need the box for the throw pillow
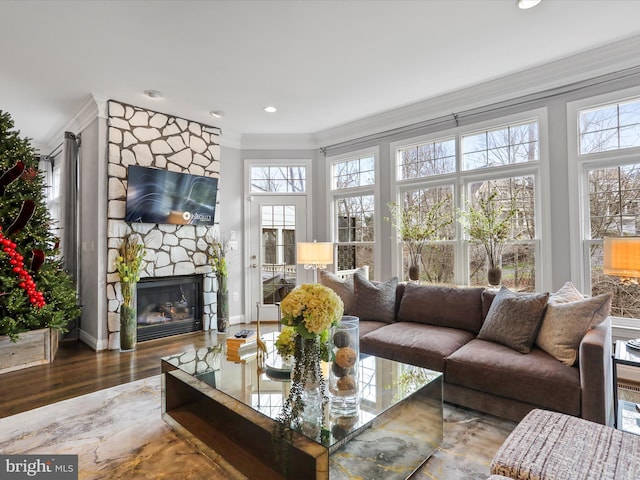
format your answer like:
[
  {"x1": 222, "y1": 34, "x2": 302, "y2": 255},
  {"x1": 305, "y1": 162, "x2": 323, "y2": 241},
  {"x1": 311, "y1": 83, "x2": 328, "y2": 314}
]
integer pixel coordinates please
[
  {"x1": 549, "y1": 281, "x2": 584, "y2": 304},
  {"x1": 319, "y1": 267, "x2": 367, "y2": 314},
  {"x1": 351, "y1": 271, "x2": 398, "y2": 323},
  {"x1": 536, "y1": 292, "x2": 612, "y2": 366},
  {"x1": 477, "y1": 286, "x2": 549, "y2": 354}
]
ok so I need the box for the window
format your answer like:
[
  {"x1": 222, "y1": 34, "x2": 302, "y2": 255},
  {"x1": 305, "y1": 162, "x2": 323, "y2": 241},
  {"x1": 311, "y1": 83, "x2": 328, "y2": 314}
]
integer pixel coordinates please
[
  {"x1": 462, "y1": 121, "x2": 538, "y2": 170},
  {"x1": 399, "y1": 185, "x2": 455, "y2": 284},
  {"x1": 332, "y1": 155, "x2": 374, "y2": 189},
  {"x1": 572, "y1": 92, "x2": 640, "y2": 320},
  {"x1": 466, "y1": 176, "x2": 536, "y2": 291},
  {"x1": 250, "y1": 165, "x2": 306, "y2": 192},
  {"x1": 397, "y1": 137, "x2": 455, "y2": 179},
  {"x1": 579, "y1": 99, "x2": 640, "y2": 154},
  {"x1": 329, "y1": 149, "x2": 377, "y2": 277},
  {"x1": 392, "y1": 113, "x2": 544, "y2": 290}
]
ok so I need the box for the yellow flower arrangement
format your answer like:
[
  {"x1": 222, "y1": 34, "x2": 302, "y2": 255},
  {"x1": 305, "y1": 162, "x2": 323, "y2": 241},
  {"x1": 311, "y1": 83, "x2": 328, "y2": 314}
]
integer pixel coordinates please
[
  {"x1": 273, "y1": 283, "x2": 344, "y2": 469},
  {"x1": 279, "y1": 283, "x2": 344, "y2": 337}
]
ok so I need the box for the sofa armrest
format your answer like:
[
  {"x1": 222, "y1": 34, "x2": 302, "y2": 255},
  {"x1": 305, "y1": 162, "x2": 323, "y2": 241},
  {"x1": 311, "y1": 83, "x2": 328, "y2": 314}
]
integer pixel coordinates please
[{"x1": 579, "y1": 317, "x2": 613, "y2": 425}]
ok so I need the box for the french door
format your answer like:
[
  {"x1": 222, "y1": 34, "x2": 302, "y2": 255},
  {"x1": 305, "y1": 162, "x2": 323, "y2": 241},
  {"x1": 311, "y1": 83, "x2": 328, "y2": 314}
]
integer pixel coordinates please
[{"x1": 247, "y1": 195, "x2": 309, "y2": 321}]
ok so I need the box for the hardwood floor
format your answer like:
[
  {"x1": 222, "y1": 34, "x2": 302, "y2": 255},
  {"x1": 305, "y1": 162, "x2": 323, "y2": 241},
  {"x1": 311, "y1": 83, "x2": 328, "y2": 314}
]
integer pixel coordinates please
[{"x1": 0, "y1": 326, "x2": 270, "y2": 419}]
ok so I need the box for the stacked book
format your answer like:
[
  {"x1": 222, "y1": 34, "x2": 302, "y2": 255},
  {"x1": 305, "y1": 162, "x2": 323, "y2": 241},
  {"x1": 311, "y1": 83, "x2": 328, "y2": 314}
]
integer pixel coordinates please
[{"x1": 226, "y1": 332, "x2": 258, "y2": 362}]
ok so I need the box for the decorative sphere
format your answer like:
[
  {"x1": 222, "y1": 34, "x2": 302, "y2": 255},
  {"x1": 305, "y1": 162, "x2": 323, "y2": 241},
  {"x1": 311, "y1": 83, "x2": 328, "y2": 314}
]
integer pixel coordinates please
[
  {"x1": 335, "y1": 347, "x2": 357, "y2": 369},
  {"x1": 333, "y1": 330, "x2": 351, "y2": 348}
]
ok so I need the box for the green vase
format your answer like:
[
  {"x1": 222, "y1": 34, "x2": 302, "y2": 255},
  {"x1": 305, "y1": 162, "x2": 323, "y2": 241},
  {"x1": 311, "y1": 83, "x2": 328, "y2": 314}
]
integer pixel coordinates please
[{"x1": 120, "y1": 282, "x2": 137, "y2": 351}]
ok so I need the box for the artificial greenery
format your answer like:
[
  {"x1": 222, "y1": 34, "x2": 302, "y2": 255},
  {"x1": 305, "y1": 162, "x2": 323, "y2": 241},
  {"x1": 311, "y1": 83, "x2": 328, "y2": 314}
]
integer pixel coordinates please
[
  {"x1": 386, "y1": 198, "x2": 453, "y2": 279},
  {"x1": 272, "y1": 284, "x2": 343, "y2": 474},
  {"x1": 0, "y1": 110, "x2": 80, "y2": 341},
  {"x1": 115, "y1": 233, "x2": 146, "y2": 304},
  {"x1": 206, "y1": 233, "x2": 230, "y2": 294},
  {"x1": 457, "y1": 189, "x2": 516, "y2": 271}
]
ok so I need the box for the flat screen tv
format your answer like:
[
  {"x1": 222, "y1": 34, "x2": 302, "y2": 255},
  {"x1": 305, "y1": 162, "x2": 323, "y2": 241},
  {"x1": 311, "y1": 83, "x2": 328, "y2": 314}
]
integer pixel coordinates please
[{"x1": 125, "y1": 165, "x2": 218, "y2": 225}]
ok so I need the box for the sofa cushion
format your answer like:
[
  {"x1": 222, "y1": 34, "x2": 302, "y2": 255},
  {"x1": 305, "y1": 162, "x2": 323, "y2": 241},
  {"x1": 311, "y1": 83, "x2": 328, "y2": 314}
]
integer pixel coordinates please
[
  {"x1": 360, "y1": 322, "x2": 475, "y2": 372},
  {"x1": 350, "y1": 271, "x2": 398, "y2": 323},
  {"x1": 397, "y1": 283, "x2": 485, "y2": 334},
  {"x1": 445, "y1": 338, "x2": 581, "y2": 415},
  {"x1": 477, "y1": 287, "x2": 549, "y2": 354},
  {"x1": 548, "y1": 281, "x2": 584, "y2": 304},
  {"x1": 358, "y1": 319, "x2": 388, "y2": 338},
  {"x1": 536, "y1": 292, "x2": 612, "y2": 366},
  {"x1": 319, "y1": 267, "x2": 367, "y2": 314}
]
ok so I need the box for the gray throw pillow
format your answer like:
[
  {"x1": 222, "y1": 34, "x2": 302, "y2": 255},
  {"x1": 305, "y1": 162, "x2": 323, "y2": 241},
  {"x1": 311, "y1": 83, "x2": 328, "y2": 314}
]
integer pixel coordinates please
[
  {"x1": 319, "y1": 267, "x2": 367, "y2": 314},
  {"x1": 351, "y1": 271, "x2": 398, "y2": 323},
  {"x1": 477, "y1": 286, "x2": 549, "y2": 354},
  {"x1": 536, "y1": 293, "x2": 612, "y2": 366}
]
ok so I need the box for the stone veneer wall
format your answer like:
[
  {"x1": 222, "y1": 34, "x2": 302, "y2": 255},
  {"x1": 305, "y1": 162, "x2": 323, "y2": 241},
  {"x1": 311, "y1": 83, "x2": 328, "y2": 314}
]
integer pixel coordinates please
[{"x1": 106, "y1": 100, "x2": 221, "y2": 350}]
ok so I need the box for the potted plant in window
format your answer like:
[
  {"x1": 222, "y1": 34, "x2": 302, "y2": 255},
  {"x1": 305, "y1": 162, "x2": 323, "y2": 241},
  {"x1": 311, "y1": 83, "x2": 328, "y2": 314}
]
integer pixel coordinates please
[
  {"x1": 458, "y1": 189, "x2": 516, "y2": 287},
  {"x1": 386, "y1": 198, "x2": 452, "y2": 281},
  {"x1": 207, "y1": 233, "x2": 229, "y2": 333}
]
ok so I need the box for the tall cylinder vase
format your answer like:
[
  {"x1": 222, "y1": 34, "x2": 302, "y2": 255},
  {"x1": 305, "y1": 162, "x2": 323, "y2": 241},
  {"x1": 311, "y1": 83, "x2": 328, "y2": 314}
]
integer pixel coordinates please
[
  {"x1": 120, "y1": 281, "x2": 137, "y2": 352},
  {"x1": 329, "y1": 319, "x2": 359, "y2": 417}
]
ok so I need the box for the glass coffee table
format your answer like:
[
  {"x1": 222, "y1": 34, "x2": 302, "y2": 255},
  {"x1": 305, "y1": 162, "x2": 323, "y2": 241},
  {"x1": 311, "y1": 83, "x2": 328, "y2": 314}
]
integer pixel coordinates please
[{"x1": 161, "y1": 335, "x2": 442, "y2": 479}]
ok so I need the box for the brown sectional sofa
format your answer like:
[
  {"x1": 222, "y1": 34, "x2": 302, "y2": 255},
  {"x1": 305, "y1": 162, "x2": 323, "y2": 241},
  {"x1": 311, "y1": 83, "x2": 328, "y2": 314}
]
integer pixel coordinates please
[{"x1": 353, "y1": 282, "x2": 613, "y2": 425}]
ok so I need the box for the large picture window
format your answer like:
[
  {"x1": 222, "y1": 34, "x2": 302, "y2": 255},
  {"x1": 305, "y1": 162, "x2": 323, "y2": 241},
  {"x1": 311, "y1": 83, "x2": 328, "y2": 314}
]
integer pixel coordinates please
[{"x1": 392, "y1": 113, "x2": 543, "y2": 290}]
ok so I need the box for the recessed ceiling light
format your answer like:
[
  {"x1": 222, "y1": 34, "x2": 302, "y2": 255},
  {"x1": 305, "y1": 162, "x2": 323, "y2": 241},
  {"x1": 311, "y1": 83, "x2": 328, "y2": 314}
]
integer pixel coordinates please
[
  {"x1": 264, "y1": 106, "x2": 277, "y2": 113},
  {"x1": 144, "y1": 90, "x2": 163, "y2": 98},
  {"x1": 209, "y1": 110, "x2": 224, "y2": 118},
  {"x1": 516, "y1": 0, "x2": 542, "y2": 9}
]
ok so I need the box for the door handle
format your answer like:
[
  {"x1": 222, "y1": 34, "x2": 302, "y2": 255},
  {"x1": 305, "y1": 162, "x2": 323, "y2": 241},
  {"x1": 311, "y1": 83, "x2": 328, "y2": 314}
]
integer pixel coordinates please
[{"x1": 251, "y1": 263, "x2": 258, "y2": 269}]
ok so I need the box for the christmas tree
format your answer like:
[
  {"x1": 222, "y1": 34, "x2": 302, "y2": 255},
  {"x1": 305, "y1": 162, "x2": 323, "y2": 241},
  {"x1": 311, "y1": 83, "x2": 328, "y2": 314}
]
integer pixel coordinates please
[{"x1": 0, "y1": 110, "x2": 80, "y2": 341}]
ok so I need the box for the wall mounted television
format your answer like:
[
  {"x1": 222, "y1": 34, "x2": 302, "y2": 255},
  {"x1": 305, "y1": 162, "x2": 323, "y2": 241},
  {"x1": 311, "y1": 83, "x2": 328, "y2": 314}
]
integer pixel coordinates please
[{"x1": 125, "y1": 165, "x2": 218, "y2": 225}]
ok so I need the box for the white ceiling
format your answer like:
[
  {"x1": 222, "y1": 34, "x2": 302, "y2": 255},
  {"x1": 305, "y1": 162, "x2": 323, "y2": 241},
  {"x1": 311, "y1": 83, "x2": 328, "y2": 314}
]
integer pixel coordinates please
[{"x1": 2, "y1": 0, "x2": 640, "y2": 151}]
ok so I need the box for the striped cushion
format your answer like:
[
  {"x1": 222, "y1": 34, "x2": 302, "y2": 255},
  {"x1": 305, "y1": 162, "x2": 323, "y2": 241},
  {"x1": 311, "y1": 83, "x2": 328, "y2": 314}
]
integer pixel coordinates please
[{"x1": 491, "y1": 409, "x2": 640, "y2": 480}]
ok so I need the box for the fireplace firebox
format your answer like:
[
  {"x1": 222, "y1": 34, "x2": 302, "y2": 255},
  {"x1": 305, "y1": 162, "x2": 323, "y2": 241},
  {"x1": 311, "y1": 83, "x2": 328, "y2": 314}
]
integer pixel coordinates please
[{"x1": 136, "y1": 275, "x2": 203, "y2": 342}]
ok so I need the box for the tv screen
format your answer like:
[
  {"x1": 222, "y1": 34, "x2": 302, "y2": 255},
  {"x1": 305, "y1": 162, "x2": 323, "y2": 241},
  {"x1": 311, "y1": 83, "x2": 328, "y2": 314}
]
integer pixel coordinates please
[{"x1": 125, "y1": 166, "x2": 218, "y2": 225}]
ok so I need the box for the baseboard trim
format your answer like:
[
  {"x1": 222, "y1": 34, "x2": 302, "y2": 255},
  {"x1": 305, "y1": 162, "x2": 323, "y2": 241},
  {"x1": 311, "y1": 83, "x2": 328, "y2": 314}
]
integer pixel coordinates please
[{"x1": 79, "y1": 329, "x2": 108, "y2": 351}]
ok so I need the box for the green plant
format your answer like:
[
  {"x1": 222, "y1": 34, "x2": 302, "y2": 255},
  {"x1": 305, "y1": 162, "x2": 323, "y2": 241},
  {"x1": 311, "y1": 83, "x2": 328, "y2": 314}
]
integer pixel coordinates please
[
  {"x1": 386, "y1": 198, "x2": 453, "y2": 277},
  {"x1": 0, "y1": 110, "x2": 80, "y2": 341},
  {"x1": 457, "y1": 189, "x2": 516, "y2": 270}
]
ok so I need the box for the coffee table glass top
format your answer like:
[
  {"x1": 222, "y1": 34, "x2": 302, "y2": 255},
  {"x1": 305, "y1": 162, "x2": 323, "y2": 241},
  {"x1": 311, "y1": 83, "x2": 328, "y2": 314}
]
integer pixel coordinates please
[{"x1": 161, "y1": 332, "x2": 442, "y2": 451}]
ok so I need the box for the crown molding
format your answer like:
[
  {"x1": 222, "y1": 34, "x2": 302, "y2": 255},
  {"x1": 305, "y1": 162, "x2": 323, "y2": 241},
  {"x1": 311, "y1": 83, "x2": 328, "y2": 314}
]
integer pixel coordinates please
[
  {"x1": 315, "y1": 33, "x2": 640, "y2": 149},
  {"x1": 44, "y1": 93, "x2": 107, "y2": 150},
  {"x1": 240, "y1": 133, "x2": 318, "y2": 150}
]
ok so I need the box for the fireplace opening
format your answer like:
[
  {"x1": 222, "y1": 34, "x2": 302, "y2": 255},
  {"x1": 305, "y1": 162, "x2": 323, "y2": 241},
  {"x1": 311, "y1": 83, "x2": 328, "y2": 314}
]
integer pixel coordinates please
[{"x1": 136, "y1": 275, "x2": 203, "y2": 342}]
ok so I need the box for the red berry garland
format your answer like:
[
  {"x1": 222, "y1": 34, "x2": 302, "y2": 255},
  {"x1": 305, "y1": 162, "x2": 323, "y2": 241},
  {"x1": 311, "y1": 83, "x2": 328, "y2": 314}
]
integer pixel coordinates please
[{"x1": 0, "y1": 228, "x2": 46, "y2": 308}]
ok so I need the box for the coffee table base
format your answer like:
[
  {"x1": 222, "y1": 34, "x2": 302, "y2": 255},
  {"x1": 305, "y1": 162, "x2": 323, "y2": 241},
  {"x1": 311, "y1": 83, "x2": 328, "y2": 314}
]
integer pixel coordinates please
[{"x1": 163, "y1": 367, "x2": 442, "y2": 479}]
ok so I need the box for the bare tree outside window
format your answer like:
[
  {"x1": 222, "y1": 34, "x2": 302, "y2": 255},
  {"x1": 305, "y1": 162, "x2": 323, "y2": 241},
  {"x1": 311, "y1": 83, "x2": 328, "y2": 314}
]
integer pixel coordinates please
[
  {"x1": 250, "y1": 166, "x2": 306, "y2": 192},
  {"x1": 588, "y1": 164, "x2": 640, "y2": 317}
]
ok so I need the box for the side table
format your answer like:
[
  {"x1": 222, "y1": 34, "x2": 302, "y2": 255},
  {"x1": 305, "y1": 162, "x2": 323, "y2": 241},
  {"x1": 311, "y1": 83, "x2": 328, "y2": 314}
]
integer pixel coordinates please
[{"x1": 613, "y1": 339, "x2": 640, "y2": 434}]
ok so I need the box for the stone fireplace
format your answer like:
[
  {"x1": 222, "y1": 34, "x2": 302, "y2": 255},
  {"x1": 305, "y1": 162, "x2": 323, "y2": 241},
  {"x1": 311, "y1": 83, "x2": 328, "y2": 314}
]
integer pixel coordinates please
[
  {"x1": 106, "y1": 100, "x2": 221, "y2": 349},
  {"x1": 136, "y1": 275, "x2": 204, "y2": 342}
]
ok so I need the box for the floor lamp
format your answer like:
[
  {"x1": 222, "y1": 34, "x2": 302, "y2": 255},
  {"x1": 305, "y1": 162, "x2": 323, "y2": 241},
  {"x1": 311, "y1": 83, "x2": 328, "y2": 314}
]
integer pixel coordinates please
[{"x1": 297, "y1": 241, "x2": 334, "y2": 283}]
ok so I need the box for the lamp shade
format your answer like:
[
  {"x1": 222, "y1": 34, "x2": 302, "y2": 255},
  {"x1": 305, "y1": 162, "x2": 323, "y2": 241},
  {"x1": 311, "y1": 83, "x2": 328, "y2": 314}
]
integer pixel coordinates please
[
  {"x1": 603, "y1": 237, "x2": 640, "y2": 278},
  {"x1": 297, "y1": 242, "x2": 334, "y2": 267}
]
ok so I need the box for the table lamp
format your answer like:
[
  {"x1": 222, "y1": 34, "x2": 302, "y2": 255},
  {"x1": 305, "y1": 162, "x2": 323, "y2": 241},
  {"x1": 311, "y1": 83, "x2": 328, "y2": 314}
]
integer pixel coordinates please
[
  {"x1": 297, "y1": 241, "x2": 334, "y2": 283},
  {"x1": 603, "y1": 237, "x2": 640, "y2": 284},
  {"x1": 604, "y1": 236, "x2": 640, "y2": 351}
]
